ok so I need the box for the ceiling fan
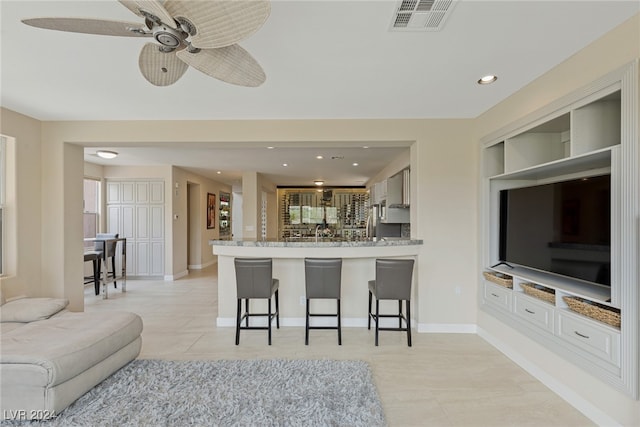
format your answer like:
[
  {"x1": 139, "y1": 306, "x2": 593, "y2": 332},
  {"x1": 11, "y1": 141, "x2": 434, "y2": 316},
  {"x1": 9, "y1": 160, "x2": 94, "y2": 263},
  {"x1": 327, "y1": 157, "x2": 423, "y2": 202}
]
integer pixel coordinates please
[{"x1": 22, "y1": 0, "x2": 270, "y2": 87}]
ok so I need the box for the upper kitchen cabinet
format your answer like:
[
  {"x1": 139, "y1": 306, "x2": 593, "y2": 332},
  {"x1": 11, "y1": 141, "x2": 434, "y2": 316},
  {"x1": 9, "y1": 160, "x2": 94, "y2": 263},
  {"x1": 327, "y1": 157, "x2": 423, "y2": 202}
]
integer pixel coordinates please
[
  {"x1": 386, "y1": 168, "x2": 410, "y2": 207},
  {"x1": 371, "y1": 168, "x2": 410, "y2": 207}
]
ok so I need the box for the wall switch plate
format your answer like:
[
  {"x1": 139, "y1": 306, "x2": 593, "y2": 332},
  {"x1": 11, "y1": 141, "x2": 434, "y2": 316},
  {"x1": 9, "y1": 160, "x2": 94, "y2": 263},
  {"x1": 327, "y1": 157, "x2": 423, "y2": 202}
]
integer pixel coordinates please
[{"x1": 299, "y1": 296, "x2": 305, "y2": 306}]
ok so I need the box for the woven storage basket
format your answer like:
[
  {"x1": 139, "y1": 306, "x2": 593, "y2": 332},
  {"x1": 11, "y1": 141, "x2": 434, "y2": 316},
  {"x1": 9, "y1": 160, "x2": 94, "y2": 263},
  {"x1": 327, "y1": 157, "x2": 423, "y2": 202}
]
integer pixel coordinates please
[
  {"x1": 521, "y1": 283, "x2": 555, "y2": 305},
  {"x1": 563, "y1": 296, "x2": 621, "y2": 328},
  {"x1": 482, "y1": 271, "x2": 513, "y2": 288}
]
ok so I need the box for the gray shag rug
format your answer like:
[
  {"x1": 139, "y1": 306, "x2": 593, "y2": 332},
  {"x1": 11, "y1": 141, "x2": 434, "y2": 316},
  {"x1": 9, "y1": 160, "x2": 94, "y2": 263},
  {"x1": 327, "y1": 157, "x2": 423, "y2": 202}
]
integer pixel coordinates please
[{"x1": 5, "y1": 359, "x2": 386, "y2": 426}]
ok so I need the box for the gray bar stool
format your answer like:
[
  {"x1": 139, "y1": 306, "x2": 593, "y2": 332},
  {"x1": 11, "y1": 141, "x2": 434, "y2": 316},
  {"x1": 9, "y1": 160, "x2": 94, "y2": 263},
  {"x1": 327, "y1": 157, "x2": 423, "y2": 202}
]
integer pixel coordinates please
[
  {"x1": 234, "y1": 258, "x2": 280, "y2": 345},
  {"x1": 368, "y1": 258, "x2": 415, "y2": 346},
  {"x1": 304, "y1": 258, "x2": 343, "y2": 345}
]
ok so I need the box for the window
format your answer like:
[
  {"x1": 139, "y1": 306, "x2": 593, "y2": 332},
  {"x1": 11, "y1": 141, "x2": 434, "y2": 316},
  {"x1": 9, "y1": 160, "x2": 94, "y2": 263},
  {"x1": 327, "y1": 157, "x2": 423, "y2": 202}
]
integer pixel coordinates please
[
  {"x1": 0, "y1": 136, "x2": 5, "y2": 275},
  {"x1": 83, "y1": 178, "x2": 100, "y2": 246}
]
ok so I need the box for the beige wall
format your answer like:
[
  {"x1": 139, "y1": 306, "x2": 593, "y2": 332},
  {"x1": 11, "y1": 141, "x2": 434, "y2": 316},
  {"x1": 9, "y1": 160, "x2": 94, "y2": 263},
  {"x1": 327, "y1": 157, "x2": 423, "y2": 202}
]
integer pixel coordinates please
[
  {"x1": 473, "y1": 13, "x2": 640, "y2": 427},
  {"x1": 0, "y1": 109, "x2": 42, "y2": 299},
  {"x1": 0, "y1": 117, "x2": 478, "y2": 329},
  {"x1": 172, "y1": 166, "x2": 232, "y2": 274},
  {"x1": 1, "y1": 12, "x2": 637, "y2": 425}
]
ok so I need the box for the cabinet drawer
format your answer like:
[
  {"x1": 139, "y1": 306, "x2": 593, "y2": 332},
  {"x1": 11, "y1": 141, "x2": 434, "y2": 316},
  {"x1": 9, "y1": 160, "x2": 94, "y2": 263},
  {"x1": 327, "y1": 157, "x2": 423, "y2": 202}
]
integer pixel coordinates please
[
  {"x1": 513, "y1": 292, "x2": 554, "y2": 333},
  {"x1": 483, "y1": 282, "x2": 512, "y2": 312},
  {"x1": 557, "y1": 311, "x2": 620, "y2": 367},
  {"x1": 514, "y1": 293, "x2": 554, "y2": 332}
]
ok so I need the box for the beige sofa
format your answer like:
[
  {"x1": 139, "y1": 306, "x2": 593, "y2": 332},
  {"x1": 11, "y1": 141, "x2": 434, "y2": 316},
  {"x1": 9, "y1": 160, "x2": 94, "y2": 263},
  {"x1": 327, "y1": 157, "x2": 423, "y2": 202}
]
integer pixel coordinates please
[{"x1": 0, "y1": 297, "x2": 142, "y2": 420}]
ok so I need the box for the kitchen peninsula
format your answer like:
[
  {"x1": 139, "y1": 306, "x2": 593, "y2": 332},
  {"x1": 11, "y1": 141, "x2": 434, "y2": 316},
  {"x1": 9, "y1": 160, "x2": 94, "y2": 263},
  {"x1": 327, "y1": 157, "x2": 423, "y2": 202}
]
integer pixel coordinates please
[{"x1": 210, "y1": 238, "x2": 422, "y2": 327}]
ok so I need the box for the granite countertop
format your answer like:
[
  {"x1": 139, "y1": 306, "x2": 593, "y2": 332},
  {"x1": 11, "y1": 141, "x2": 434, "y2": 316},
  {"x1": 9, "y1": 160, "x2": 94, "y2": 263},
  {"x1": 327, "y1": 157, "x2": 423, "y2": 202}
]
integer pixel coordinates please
[{"x1": 209, "y1": 238, "x2": 423, "y2": 248}]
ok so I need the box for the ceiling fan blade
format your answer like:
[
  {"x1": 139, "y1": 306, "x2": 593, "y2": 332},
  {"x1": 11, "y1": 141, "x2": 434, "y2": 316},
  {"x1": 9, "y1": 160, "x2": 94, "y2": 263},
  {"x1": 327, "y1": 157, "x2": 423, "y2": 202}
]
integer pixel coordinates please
[
  {"x1": 176, "y1": 45, "x2": 265, "y2": 87},
  {"x1": 164, "y1": 0, "x2": 270, "y2": 49},
  {"x1": 119, "y1": 0, "x2": 176, "y2": 27},
  {"x1": 21, "y1": 17, "x2": 151, "y2": 37},
  {"x1": 139, "y1": 43, "x2": 188, "y2": 86}
]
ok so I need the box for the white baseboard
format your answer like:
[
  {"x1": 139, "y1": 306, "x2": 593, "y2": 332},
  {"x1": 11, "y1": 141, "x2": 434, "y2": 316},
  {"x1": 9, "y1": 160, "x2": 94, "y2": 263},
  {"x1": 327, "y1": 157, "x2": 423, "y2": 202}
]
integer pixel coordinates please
[
  {"x1": 216, "y1": 317, "x2": 475, "y2": 331},
  {"x1": 477, "y1": 327, "x2": 621, "y2": 427},
  {"x1": 188, "y1": 259, "x2": 217, "y2": 269},
  {"x1": 164, "y1": 270, "x2": 189, "y2": 281},
  {"x1": 417, "y1": 323, "x2": 477, "y2": 333},
  {"x1": 217, "y1": 317, "x2": 369, "y2": 328}
]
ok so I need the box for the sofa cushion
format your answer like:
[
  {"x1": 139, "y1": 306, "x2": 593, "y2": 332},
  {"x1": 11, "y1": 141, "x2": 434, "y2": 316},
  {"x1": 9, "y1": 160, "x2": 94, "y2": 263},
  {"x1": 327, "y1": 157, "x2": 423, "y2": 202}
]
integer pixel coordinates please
[
  {"x1": 1, "y1": 311, "x2": 143, "y2": 387},
  {"x1": 0, "y1": 297, "x2": 69, "y2": 323}
]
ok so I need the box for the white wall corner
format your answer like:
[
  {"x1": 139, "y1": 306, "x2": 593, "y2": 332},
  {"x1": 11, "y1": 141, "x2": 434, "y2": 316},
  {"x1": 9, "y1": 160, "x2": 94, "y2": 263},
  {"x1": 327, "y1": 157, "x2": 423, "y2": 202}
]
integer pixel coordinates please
[
  {"x1": 164, "y1": 270, "x2": 189, "y2": 281},
  {"x1": 477, "y1": 327, "x2": 622, "y2": 427}
]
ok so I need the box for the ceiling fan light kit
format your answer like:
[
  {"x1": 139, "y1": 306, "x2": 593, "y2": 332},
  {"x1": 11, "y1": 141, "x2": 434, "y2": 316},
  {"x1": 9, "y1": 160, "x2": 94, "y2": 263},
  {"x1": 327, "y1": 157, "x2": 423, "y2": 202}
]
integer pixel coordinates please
[{"x1": 22, "y1": 0, "x2": 270, "y2": 87}]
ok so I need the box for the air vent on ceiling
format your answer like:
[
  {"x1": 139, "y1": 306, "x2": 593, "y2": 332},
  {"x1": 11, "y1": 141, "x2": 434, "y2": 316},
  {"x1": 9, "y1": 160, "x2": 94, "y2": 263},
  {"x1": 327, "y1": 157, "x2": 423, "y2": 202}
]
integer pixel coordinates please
[{"x1": 390, "y1": 0, "x2": 456, "y2": 32}]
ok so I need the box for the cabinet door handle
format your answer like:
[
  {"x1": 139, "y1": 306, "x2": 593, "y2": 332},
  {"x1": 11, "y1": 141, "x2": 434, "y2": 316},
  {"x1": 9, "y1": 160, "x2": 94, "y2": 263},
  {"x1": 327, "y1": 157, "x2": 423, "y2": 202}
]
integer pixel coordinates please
[
  {"x1": 491, "y1": 293, "x2": 499, "y2": 298},
  {"x1": 574, "y1": 331, "x2": 590, "y2": 339},
  {"x1": 525, "y1": 308, "x2": 535, "y2": 314}
]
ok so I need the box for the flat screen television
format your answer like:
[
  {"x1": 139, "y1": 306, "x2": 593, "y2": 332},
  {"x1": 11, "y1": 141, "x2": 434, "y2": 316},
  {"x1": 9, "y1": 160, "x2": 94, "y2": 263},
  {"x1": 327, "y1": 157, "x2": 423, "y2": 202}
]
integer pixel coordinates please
[{"x1": 498, "y1": 174, "x2": 611, "y2": 286}]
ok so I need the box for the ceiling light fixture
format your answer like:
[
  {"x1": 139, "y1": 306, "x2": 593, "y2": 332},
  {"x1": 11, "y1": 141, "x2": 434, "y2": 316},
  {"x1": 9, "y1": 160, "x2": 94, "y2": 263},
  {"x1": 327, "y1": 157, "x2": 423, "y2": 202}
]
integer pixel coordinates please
[
  {"x1": 267, "y1": 146, "x2": 274, "y2": 149},
  {"x1": 96, "y1": 150, "x2": 118, "y2": 159},
  {"x1": 314, "y1": 180, "x2": 324, "y2": 186},
  {"x1": 316, "y1": 155, "x2": 324, "y2": 159},
  {"x1": 216, "y1": 171, "x2": 222, "y2": 174},
  {"x1": 477, "y1": 75, "x2": 498, "y2": 85},
  {"x1": 282, "y1": 163, "x2": 288, "y2": 167},
  {"x1": 352, "y1": 162, "x2": 359, "y2": 166}
]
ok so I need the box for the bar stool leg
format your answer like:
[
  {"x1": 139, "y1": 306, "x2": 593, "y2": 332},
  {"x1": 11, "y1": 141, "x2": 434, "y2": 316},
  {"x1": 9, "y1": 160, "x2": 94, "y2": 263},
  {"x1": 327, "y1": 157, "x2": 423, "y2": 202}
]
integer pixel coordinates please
[
  {"x1": 406, "y1": 300, "x2": 412, "y2": 347},
  {"x1": 275, "y1": 289, "x2": 280, "y2": 328},
  {"x1": 368, "y1": 291, "x2": 373, "y2": 330},
  {"x1": 235, "y1": 299, "x2": 242, "y2": 345},
  {"x1": 337, "y1": 299, "x2": 342, "y2": 345},
  {"x1": 375, "y1": 299, "x2": 380, "y2": 346},
  {"x1": 245, "y1": 299, "x2": 250, "y2": 327},
  {"x1": 305, "y1": 298, "x2": 310, "y2": 345},
  {"x1": 267, "y1": 297, "x2": 272, "y2": 345},
  {"x1": 399, "y1": 300, "x2": 403, "y2": 328}
]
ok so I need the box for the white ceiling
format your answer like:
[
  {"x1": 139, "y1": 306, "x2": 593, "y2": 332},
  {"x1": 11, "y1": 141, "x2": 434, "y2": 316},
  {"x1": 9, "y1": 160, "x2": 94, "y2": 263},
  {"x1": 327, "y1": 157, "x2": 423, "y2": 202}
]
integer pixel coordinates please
[{"x1": 1, "y1": 0, "x2": 638, "y2": 186}]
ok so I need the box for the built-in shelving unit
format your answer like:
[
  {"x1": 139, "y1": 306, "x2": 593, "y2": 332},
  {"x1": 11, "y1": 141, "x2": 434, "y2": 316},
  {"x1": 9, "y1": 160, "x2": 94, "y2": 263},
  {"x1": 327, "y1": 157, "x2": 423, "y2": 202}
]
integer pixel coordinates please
[
  {"x1": 219, "y1": 192, "x2": 231, "y2": 240},
  {"x1": 484, "y1": 90, "x2": 620, "y2": 181},
  {"x1": 480, "y1": 61, "x2": 638, "y2": 398}
]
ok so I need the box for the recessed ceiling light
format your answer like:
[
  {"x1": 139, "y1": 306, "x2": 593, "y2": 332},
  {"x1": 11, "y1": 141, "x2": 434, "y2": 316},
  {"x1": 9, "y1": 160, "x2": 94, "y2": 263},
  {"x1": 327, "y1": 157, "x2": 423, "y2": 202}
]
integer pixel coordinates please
[
  {"x1": 316, "y1": 155, "x2": 324, "y2": 159},
  {"x1": 96, "y1": 150, "x2": 118, "y2": 159},
  {"x1": 216, "y1": 171, "x2": 222, "y2": 174},
  {"x1": 362, "y1": 146, "x2": 369, "y2": 149},
  {"x1": 314, "y1": 180, "x2": 324, "y2": 186},
  {"x1": 282, "y1": 163, "x2": 288, "y2": 167},
  {"x1": 352, "y1": 162, "x2": 359, "y2": 166},
  {"x1": 267, "y1": 146, "x2": 274, "y2": 149},
  {"x1": 477, "y1": 75, "x2": 498, "y2": 85}
]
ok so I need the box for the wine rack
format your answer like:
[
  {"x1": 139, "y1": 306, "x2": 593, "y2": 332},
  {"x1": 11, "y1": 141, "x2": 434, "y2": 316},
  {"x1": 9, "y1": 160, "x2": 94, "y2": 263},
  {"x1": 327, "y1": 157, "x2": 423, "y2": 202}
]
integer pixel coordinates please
[{"x1": 278, "y1": 188, "x2": 369, "y2": 240}]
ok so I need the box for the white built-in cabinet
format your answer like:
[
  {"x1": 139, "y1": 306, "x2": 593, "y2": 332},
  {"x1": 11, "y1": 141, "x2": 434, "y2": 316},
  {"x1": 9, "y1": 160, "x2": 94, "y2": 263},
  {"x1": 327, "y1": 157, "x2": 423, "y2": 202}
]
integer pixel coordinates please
[
  {"x1": 480, "y1": 61, "x2": 638, "y2": 398},
  {"x1": 107, "y1": 180, "x2": 165, "y2": 277}
]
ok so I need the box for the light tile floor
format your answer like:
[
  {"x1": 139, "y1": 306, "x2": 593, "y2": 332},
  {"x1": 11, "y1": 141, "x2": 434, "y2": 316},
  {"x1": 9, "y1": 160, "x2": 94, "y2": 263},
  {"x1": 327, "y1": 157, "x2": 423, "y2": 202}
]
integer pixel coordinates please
[{"x1": 85, "y1": 265, "x2": 594, "y2": 426}]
